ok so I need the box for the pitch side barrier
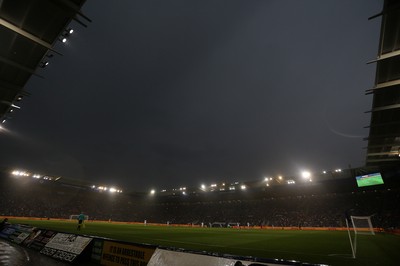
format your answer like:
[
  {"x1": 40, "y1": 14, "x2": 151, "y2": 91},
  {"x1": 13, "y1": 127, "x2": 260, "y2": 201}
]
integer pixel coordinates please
[{"x1": 0, "y1": 222, "x2": 328, "y2": 266}]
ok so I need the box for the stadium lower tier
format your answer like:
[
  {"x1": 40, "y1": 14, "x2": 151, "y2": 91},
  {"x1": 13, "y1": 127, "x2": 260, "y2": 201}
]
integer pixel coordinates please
[{"x1": 1, "y1": 173, "x2": 399, "y2": 229}]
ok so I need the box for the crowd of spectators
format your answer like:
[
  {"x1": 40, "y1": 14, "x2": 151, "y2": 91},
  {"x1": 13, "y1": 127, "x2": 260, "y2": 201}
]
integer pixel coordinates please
[{"x1": 1, "y1": 172, "x2": 399, "y2": 230}]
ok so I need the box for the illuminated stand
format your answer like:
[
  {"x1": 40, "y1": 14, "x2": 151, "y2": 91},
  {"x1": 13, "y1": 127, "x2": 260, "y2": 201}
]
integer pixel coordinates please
[{"x1": 346, "y1": 215, "x2": 375, "y2": 259}]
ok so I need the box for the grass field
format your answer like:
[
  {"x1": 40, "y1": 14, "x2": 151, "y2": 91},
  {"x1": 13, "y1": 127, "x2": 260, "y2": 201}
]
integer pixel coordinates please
[{"x1": 9, "y1": 218, "x2": 400, "y2": 266}]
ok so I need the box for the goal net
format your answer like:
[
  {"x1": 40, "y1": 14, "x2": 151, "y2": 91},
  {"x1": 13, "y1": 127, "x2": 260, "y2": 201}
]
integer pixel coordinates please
[
  {"x1": 346, "y1": 215, "x2": 375, "y2": 258},
  {"x1": 69, "y1": 214, "x2": 89, "y2": 221},
  {"x1": 351, "y1": 216, "x2": 375, "y2": 235}
]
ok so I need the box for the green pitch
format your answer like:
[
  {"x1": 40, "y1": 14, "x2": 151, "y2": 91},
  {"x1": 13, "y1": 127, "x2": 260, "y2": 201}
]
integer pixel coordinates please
[{"x1": 10, "y1": 219, "x2": 400, "y2": 266}]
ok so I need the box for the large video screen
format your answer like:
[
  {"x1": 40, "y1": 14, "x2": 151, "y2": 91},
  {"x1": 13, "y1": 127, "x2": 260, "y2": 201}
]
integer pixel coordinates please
[{"x1": 356, "y1": 172, "x2": 384, "y2": 187}]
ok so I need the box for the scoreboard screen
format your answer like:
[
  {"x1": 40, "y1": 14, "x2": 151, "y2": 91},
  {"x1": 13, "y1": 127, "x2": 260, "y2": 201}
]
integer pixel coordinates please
[{"x1": 356, "y1": 172, "x2": 384, "y2": 187}]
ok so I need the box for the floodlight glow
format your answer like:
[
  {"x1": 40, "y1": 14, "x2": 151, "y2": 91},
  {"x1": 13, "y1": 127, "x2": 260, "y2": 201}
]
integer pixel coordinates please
[
  {"x1": 150, "y1": 189, "x2": 155, "y2": 195},
  {"x1": 266, "y1": 183, "x2": 269, "y2": 187},
  {"x1": 11, "y1": 104, "x2": 21, "y2": 109},
  {"x1": 12, "y1": 170, "x2": 30, "y2": 177},
  {"x1": 211, "y1": 184, "x2": 217, "y2": 187},
  {"x1": 278, "y1": 176, "x2": 282, "y2": 180},
  {"x1": 264, "y1": 177, "x2": 268, "y2": 181},
  {"x1": 62, "y1": 38, "x2": 67, "y2": 43},
  {"x1": 69, "y1": 29, "x2": 74, "y2": 34},
  {"x1": 109, "y1": 188, "x2": 117, "y2": 193},
  {"x1": 323, "y1": 171, "x2": 327, "y2": 174},
  {"x1": 182, "y1": 191, "x2": 186, "y2": 195},
  {"x1": 33, "y1": 174, "x2": 41, "y2": 179},
  {"x1": 229, "y1": 186, "x2": 235, "y2": 190},
  {"x1": 241, "y1": 185, "x2": 246, "y2": 190},
  {"x1": 301, "y1": 171, "x2": 311, "y2": 179},
  {"x1": 287, "y1": 180, "x2": 295, "y2": 184}
]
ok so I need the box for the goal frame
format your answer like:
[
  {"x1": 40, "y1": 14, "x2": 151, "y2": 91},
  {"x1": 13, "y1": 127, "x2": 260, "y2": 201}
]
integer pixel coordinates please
[{"x1": 346, "y1": 215, "x2": 375, "y2": 259}]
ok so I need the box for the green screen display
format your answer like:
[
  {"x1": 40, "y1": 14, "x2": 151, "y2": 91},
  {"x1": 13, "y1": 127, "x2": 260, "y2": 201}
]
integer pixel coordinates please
[{"x1": 356, "y1": 172, "x2": 384, "y2": 187}]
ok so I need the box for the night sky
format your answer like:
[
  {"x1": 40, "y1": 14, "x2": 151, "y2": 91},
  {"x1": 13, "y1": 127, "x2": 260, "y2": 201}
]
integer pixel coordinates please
[{"x1": 0, "y1": 0, "x2": 382, "y2": 191}]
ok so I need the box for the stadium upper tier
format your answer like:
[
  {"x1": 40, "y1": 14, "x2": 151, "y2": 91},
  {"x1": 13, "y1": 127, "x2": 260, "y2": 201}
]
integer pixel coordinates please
[{"x1": 365, "y1": 0, "x2": 400, "y2": 166}]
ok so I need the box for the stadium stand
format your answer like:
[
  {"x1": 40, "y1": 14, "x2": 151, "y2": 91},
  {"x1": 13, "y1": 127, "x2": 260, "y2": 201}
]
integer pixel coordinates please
[
  {"x1": 365, "y1": 0, "x2": 400, "y2": 167},
  {"x1": 1, "y1": 168, "x2": 399, "y2": 231}
]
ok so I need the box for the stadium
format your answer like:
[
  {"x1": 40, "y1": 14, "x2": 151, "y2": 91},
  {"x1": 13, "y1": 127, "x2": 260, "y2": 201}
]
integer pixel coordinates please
[{"x1": 1, "y1": 0, "x2": 400, "y2": 266}]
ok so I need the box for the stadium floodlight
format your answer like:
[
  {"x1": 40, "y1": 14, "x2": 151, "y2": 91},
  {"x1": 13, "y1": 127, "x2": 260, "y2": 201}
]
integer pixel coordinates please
[
  {"x1": 12, "y1": 170, "x2": 30, "y2": 177},
  {"x1": 278, "y1": 176, "x2": 282, "y2": 180},
  {"x1": 240, "y1": 185, "x2": 246, "y2": 190},
  {"x1": 68, "y1": 28, "x2": 74, "y2": 34},
  {"x1": 150, "y1": 189, "x2": 155, "y2": 195},
  {"x1": 323, "y1": 170, "x2": 327, "y2": 174},
  {"x1": 301, "y1": 171, "x2": 311, "y2": 179},
  {"x1": 109, "y1": 187, "x2": 117, "y2": 193},
  {"x1": 1, "y1": 119, "x2": 5, "y2": 124}
]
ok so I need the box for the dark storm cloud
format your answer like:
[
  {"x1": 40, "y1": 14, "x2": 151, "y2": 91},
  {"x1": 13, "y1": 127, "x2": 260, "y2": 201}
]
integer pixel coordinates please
[{"x1": 0, "y1": 0, "x2": 382, "y2": 191}]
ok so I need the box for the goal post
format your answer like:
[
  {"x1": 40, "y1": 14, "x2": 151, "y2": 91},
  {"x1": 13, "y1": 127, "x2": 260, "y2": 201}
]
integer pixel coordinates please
[
  {"x1": 69, "y1": 214, "x2": 89, "y2": 221},
  {"x1": 346, "y1": 215, "x2": 375, "y2": 259}
]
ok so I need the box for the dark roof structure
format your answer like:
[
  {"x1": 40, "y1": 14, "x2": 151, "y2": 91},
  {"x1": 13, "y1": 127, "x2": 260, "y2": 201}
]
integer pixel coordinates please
[
  {"x1": 365, "y1": 0, "x2": 400, "y2": 168},
  {"x1": 0, "y1": 0, "x2": 88, "y2": 123}
]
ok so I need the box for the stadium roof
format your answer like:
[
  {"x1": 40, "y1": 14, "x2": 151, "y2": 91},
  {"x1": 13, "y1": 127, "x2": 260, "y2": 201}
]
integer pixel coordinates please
[
  {"x1": 365, "y1": 0, "x2": 400, "y2": 168},
  {"x1": 0, "y1": 0, "x2": 88, "y2": 123}
]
